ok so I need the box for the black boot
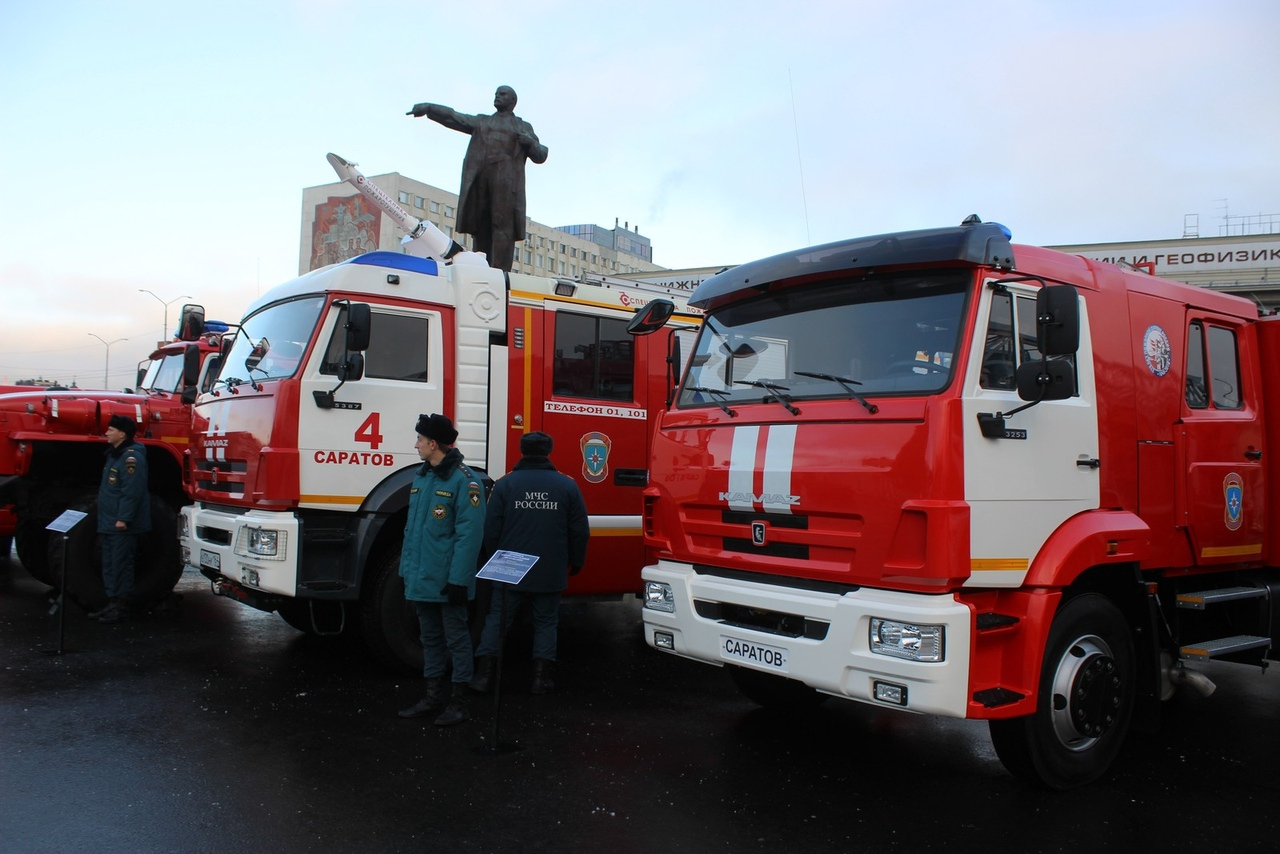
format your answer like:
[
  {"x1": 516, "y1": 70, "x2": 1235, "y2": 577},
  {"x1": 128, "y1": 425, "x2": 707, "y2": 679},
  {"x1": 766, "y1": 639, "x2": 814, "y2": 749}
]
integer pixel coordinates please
[
  {"x1": 433, "y1": 685, "x2": 469, "y2": 726},
  {"x1": 97, "y1": 598, "x2": 131, "y2": 623},
  {"x1": 399, "y1": 677, "x2": 446, "y2": 718},
  {"x1": 530, "y1": 659, "x2": 555, "y2": 695},
  {"x1": 468, "y1": 656, "x2": 494, "y2": 693}
]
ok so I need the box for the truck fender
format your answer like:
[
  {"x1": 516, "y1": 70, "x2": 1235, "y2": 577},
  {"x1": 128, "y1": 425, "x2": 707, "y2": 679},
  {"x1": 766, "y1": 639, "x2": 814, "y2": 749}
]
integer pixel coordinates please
[{"x1": 1024, "y1": 510, "x2": 1151, "y2": 589}]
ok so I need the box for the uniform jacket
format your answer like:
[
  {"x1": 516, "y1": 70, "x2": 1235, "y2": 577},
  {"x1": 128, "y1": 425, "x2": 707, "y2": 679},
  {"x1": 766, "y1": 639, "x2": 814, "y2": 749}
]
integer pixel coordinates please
[
  {"x1": 98, "y1": 440, "x2": 152, "y2": 533},
  {"x1": 483, "y1": 456, "x2": 589, "y2": 593},
  {"x1": 399, "y1": 448, "x2": 486, "y2": 603},
  {"x1": 424, "y1": 105, "x2": 548, "y2": 239}
]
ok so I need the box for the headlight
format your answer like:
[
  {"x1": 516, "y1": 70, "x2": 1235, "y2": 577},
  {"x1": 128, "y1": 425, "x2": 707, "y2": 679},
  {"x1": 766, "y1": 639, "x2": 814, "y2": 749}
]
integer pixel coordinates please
[
  {"x1": 643, "y1": 581, "x2": 675, "y2": 613},
  {"x1": 870, "y1": 618, "x2": 944, "y2": 662},
  {"x1": 246, "y1": 527, "x2": 280, "y2": 556}
]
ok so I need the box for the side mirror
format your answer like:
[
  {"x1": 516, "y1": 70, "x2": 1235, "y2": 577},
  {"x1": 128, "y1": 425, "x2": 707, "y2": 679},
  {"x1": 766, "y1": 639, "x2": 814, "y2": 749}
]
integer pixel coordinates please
[
  {"x1": 177, "y1": 304, "x2": 206, "y2": 342},
  {"x1": 245, "y1": 338, "x2": 268, "y2": 372},
  {"x1": 1016, "y1": 358, "x2": 1075, "y2": 402},
  {"x1": 136, "y1": 365, "x2": 148, "y2": 388},
  {"x1": 346, "y1": 303, "x2": 372, "y2": 352},
  {"x1": 1037, "y1": 285, "x2": 1079, "y2": 356},
  {"x1": 627, "y1": 299, "x2": 676, "y2": 336},
  {"x1": 342, "y1": 353, "x2": 365, "y2": 383},
  {"x1": 183, "y1": 343, "x2": 201, "y2": 387}
]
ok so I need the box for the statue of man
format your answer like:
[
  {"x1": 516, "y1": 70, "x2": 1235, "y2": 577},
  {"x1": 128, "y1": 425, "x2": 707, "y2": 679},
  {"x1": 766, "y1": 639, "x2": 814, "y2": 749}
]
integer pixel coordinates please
[{"x1": 408, "y1": 86, "x2": 548, "y2": 272}]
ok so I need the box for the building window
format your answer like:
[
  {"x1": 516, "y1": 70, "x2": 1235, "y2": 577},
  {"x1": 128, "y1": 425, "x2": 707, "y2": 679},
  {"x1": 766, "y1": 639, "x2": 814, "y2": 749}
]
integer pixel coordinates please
[
  {"x1": 445, "y1": 206, "x2": 455, "y2": 218},
  {"x1": 430, "y1": 201, "x2": 440, "y2": 214},
  {"x1": 414, "y1": 196, "x2": 425, "y2": 209},
  {"x1": 398, "y1": 191, "x2": 410, "y2": 204}
]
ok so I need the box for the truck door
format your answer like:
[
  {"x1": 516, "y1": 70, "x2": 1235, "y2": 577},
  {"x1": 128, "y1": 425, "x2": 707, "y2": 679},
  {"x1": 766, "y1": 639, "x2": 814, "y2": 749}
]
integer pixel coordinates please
[
  {"x1": 1179, "y1": 315, "x2": 1265, "y2": 564},
  {"x1": 541, "y1": 306, "x2": 653, "y2": 593},
  {"x1": 961, "y1": 282, "x2": 1102, "y2": 587}
]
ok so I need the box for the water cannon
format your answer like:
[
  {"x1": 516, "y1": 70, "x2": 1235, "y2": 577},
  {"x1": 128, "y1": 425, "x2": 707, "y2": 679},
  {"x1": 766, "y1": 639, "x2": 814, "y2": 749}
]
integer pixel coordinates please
[{"x1": 325, "y1": 153, "x2": 487, "y2": 267}]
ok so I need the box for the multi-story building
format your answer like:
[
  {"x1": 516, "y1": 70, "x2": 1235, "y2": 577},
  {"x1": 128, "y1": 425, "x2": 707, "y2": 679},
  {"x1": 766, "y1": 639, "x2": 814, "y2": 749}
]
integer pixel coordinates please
[{"x1": 300, "y1": 171, "x2": 664, "y2": 278}]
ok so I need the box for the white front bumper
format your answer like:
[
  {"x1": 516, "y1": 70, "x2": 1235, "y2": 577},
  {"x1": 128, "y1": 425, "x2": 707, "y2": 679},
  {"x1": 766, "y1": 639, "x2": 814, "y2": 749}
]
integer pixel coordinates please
[
  {"x1": 180, "y1": 504, "x2": 301, "y2": 598},
  {"x1": 641, "y1": 559, "x2": 974, "y2": 718}
]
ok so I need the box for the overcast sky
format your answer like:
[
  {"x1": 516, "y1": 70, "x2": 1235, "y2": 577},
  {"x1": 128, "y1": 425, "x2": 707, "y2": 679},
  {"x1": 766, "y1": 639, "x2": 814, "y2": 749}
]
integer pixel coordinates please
[{"x1": 2, "y1": 0, "x2": 1277, "y2": 385}]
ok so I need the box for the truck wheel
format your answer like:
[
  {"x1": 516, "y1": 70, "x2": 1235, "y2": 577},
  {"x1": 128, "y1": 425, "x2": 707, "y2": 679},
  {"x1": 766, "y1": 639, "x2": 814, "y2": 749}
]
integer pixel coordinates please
[
  {"x1": 15, "y1": 518, "x2": 53, "y2": 584},
  {"x1": 728, "y1": 665, "x2": 826, "y2": 712},
  {"x1": 359, "y1": 545, "x2": 424, "y2": 673},
  {"x1": 52, "y1": 496, "x2": 183, "y2": 612},
  {"x1": 0, "y1": 535, "x2": 12, "y2": 561},
  {"x1": 988, "y1": 593, "x2": 1135, "y2": 789}
]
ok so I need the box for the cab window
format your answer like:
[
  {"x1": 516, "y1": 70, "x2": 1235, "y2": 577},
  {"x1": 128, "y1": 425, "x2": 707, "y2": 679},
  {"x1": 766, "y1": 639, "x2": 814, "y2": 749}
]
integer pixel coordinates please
[{"x1": 553, "y1": 312, "x2": 634, "y2": 401}]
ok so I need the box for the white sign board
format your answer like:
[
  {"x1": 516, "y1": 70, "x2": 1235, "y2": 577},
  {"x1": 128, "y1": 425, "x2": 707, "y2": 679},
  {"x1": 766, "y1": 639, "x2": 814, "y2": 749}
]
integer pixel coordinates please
[
  {"x1": 476, "y1": 550, "x2": 539, "y2": 585},
  {"x1": 46, "y1": 509, "x2": 88, "y2": 534}
]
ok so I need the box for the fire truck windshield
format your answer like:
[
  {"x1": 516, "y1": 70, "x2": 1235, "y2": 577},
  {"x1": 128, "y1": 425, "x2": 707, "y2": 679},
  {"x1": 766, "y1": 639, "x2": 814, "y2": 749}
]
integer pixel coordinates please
[
  {"x1": 677, "y1": 270, "x2": 970, "y2": 408},
  {"x1": 139, "y1": 353, "x2": 187, "y2": 393},
  {"x1": 216, "y1": 296, "x2": 325, "y2": 387}
]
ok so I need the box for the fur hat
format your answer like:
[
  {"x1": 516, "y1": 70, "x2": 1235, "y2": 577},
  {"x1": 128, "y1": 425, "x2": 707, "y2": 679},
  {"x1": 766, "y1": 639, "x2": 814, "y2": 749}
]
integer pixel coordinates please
[
  {"x1": 107, "y1": 414, "x2": 137, "y2": 439},
  {"x1": 415, "y1": 413, "x2": 458, "y2": 446},
  {"x1": 519, "y1": 431, "x2": 553, "y2": 457}
]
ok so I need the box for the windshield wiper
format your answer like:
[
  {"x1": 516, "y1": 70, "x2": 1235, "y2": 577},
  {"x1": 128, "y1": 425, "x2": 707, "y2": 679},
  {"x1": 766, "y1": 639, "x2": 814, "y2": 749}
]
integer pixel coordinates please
[
  {"x1": 734, "y1": 379, "x2": 800, "y2": 416},
  {"x1": 684, "y1": 386, "x2": 738, "y2": 418},
  {"x1": 794, "y1": 371, "x2": 879, "y2": 414}
]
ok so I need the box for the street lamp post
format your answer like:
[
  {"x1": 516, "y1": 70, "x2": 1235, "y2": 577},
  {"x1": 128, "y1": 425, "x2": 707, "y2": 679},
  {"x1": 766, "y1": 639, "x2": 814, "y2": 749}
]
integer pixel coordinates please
[
  {"x1": 138, "y1": 289, "x2": 192, "y2": 343},
  {"x1": 88, "y1": 333, "x2": 127, "y2": 389}
]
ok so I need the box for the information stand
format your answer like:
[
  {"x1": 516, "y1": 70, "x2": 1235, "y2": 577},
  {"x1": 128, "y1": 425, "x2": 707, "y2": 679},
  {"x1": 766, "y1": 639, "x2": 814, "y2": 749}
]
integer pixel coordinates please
[
  {"x1": 474, "y1": 550, "x2": 539, "y2": 755},
  {"x1": 41, "y1": 509, "x2": 88, "y2": 656}
]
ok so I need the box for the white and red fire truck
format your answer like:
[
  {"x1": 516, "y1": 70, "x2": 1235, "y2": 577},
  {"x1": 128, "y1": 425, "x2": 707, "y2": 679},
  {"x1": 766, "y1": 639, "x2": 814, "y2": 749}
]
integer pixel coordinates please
[
  {"x1": 179, "y1": 171, "x2": 698, "y2": 669},
  {"x1": 0, "y1": 320, "x2": 227, "y2": 608},
  {"x1": 638, "y1": 217, "x2": 1280, "y2": 788}
]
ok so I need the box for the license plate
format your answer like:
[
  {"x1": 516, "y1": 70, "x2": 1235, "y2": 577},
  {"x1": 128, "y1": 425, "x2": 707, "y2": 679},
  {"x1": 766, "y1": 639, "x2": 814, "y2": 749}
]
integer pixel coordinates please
[
  {"x1": 720, "y1": 635, "x2": 789, "y2": 673},
  {"x1": 200, "y1": 549, "x2": 221, "y2": 571}
]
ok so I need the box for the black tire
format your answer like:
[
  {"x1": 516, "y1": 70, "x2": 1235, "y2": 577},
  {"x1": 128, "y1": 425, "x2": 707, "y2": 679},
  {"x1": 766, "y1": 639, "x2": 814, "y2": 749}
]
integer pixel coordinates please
[
  {"x1": 989, "y1": 593, "x2": 1136, "y2": 789},
  {"x1": 358, "y1": 544, "x2": 424, "y2": 673},
  {"x1": 50, "y1": 495, "x2": 183, "y2": 612},
  {"x1": 15, "y1": 517, "x2": 53, "y2": 584},
  {"x1": 0, "y1": 535, "x2": 12, "y2": 560},
  {"x1": 728, "y1": 665, "x2": 827, "y2": 712}
]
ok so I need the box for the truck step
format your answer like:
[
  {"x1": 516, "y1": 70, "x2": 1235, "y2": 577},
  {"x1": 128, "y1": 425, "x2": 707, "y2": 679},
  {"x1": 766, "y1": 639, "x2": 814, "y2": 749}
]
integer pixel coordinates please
[
  {"x1": 1180, "y1": 635, "x2": 1271, "y2": 661},
  {"x1": 1175, "y1": 586, "x2": 1267, "y2": 610}
]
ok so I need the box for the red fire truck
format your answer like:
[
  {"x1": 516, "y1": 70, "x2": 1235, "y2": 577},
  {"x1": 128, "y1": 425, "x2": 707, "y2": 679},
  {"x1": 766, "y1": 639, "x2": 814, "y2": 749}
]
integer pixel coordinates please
[
  {"x1": 179, "y1": 248, "x2": 698, "y2": 670},
  {"x1": 638, "y1": 217, "x2": 1280, "y2": 788},
  {"x1": 0, "y1": 322, "x2": 227, "y2": 608}
]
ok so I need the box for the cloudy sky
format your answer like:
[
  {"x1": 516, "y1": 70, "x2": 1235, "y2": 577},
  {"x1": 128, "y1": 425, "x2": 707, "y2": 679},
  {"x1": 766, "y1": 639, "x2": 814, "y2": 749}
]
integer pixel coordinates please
[{"x1": 2, "y1": 0, "x2": 1277, "y2": 386}]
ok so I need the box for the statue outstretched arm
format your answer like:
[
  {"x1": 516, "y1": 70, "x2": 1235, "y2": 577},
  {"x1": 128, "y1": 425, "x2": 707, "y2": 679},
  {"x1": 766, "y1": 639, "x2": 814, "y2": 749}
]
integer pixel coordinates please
[{"x1": 407, "y1": 103, "x2": 476, "y2": 135}]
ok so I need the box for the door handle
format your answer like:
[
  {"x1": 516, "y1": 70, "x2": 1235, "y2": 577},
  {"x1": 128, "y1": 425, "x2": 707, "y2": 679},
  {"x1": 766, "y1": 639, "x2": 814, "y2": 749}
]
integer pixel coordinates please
[
  {"x1": 614, "y1": 468, "x2": 649, "y2": 487},
  {"x1": 1076, "y1": 458, "x2": 1101, "y2": 469},
  {"x1": 1245, "y1": 449, "x2": 1263, "y2": 461}
]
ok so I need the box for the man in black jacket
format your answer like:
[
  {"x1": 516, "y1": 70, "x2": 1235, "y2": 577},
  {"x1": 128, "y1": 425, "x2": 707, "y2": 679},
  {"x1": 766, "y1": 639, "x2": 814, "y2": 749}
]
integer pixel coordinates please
[{"x1": 470, "y1": 432, "x2": 589, "y2": 694}]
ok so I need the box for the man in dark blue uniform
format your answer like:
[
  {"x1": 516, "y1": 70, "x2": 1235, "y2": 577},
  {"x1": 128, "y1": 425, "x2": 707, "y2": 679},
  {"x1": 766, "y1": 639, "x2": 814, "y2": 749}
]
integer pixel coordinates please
[
  {"x1": 470, "y1": 432, "x2": 589, "y2": 694},
  {"x1": 95, "y1": 414, "x2": 151, "y2": 623}
]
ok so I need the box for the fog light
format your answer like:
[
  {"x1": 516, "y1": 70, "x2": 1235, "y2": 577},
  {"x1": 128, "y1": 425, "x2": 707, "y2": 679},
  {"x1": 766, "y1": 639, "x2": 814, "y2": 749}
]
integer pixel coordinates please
[
  {"x1": 643, "y1": 581, "x2": 675, "y2": 613},
  {"x1": 246, "y1": 527, "x2": 279, "y2": 556},
  {"x1": 874, "y1": 680, "x2": 908, "y2": 706},
  {"x1": 244, "y1": 568, "x2": 260, "y2": 587},
  {"x1": 654, "y1": 631, "x2": 675, "y2": 650},
  {"x1": 870, "y1": 618, "x2": 944, "y2": 662},
  {"x1": 181, "y1": 546, "x2": 191, "y2": 566}
]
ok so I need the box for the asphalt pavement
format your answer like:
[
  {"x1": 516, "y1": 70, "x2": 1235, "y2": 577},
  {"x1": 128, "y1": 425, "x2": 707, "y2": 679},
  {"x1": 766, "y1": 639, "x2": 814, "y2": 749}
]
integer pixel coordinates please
[{"x1": 3, "y1": 545, "x2": 1279, "y2": 853}]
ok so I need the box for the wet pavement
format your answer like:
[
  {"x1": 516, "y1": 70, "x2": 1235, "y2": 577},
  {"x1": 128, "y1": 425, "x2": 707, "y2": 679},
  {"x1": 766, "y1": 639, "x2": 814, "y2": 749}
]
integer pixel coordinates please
[{"x1": 3, "y1": 546, "x2": 1280, "y2": 853}]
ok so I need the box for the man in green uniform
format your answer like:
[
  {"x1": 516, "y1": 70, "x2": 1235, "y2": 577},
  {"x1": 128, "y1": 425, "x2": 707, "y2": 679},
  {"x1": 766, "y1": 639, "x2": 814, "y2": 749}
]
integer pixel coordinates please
[{"x1": 397, "y1": 413, "x2": 486, "y2": 726}]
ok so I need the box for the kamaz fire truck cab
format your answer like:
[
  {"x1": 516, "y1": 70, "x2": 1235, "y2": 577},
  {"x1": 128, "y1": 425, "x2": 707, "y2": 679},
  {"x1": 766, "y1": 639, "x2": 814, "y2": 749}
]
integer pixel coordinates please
[
  {"x1": 640, "y1": 217, "x2": 1280, "y2": 788},
  {"x1": 181, "y1": 250, "x2": 698, "y2": 670}
]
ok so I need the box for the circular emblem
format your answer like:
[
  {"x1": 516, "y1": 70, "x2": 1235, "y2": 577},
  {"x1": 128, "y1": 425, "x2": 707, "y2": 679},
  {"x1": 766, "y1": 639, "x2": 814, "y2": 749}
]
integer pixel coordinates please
[
  {"x1": 432, "y1": 504, "x2": 447, "y2": 520},
  {"x1": 1142, "y1": 325, "x2": 1172, "y2": 377},
  {"x1": 470, "y1": 288, "x2": 502, "y2": 322}
]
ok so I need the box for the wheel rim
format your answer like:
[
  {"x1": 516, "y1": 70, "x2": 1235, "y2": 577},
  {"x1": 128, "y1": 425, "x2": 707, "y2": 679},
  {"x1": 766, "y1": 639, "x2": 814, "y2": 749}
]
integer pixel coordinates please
[{"x1": 1048, "y1": 634, "x2": 1123, "y2": 751}]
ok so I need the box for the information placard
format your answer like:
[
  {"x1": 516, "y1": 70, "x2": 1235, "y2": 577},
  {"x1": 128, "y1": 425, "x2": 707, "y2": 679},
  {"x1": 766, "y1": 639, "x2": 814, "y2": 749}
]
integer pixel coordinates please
[
  {"x1": 46, "y1": 509, "x2": 88, "y2": 534},
  {"x1": 476, "y1": 550, "x2": 539, "y2": 585}
]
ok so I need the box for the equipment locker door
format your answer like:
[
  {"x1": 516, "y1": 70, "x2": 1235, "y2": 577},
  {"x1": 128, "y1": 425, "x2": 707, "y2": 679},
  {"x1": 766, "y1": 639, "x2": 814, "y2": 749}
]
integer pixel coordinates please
[{"x1": 1179, "y1": 314, "x2": 1265, "y2": 564}]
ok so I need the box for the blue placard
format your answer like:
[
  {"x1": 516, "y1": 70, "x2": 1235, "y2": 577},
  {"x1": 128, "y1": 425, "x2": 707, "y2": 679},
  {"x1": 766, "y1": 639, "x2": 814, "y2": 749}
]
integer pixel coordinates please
[{"x1": 476, "y1": 550, "x2": 539, "y2": 585}]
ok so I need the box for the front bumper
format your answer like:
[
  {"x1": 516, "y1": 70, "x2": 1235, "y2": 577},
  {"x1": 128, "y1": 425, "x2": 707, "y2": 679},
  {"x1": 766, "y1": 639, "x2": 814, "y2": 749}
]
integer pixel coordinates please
[
  {"x1": 181, "y1": 504, "x2": 301, "y2": 598},
  {"x1": 641, "y1": 559, "x2": 974, "y2": 718}
]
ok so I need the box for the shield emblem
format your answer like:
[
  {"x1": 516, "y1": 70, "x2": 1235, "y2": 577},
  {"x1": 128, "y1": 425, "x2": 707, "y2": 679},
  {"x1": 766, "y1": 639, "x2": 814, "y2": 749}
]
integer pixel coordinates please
[
  {"x1": 1224, "y1": 473, "x2": 1243, "y2": 531},
  {"x1": 580, "y1": 432, "x2": 611, "y2": 484}
]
